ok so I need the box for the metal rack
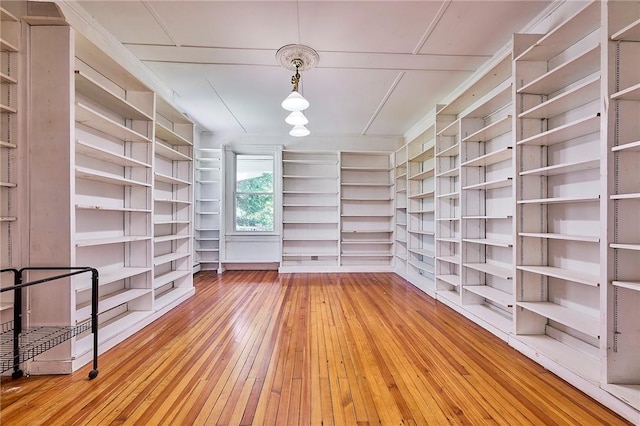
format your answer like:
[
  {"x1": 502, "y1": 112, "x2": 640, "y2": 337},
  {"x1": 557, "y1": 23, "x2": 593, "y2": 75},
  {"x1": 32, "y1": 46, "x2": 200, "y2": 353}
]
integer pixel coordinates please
[{"x1": 0, "y1": 267, "x2": 99, "y2": 379}]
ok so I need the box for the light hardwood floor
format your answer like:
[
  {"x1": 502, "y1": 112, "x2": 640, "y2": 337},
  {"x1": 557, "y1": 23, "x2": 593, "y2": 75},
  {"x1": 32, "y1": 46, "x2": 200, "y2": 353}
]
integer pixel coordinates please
[{"x1": 0, "y1": 271, "x2": 631, "y2": 425}]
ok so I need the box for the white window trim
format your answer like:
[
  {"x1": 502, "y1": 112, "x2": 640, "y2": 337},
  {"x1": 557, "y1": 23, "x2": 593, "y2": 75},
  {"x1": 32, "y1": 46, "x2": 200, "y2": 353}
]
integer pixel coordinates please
[{"x1": 224, "y1": 145, "x2": 282, "y2": 236}]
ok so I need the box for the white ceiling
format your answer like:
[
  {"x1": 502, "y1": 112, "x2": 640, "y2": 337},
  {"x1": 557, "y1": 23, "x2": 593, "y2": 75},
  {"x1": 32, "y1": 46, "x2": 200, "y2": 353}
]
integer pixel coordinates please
[{"x1": 76, "y1": 0, "x2": 553, "y2": 137}]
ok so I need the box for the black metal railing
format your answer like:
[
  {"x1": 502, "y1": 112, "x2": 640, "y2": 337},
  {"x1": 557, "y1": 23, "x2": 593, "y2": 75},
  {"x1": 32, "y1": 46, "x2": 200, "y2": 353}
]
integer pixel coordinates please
[{"x1": 0, "y1": 267, "x2": 99, "y2": 379}]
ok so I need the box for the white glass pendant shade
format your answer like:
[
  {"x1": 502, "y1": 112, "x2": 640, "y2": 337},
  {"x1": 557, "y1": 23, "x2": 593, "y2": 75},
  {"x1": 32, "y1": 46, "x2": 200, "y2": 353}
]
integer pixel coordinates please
[
  {"x1": 289, "y1": 125, "x2": 310, "y2": 137},
  {"x1": 285, "y1": 111, "x2": 309, "y2": 126},
  {"x1": 281, "y1": 91, "x2": 309, "y2": 111}
]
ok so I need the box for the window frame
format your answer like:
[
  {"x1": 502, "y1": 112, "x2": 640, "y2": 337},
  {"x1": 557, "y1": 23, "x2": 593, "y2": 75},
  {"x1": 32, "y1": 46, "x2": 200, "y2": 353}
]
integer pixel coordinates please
[
  {"x1": 224, "y1": 145, "x2": 282, "y2": 237},
  {"x1": 233, "y1": 154, "x2": 275, "y2": 233}
]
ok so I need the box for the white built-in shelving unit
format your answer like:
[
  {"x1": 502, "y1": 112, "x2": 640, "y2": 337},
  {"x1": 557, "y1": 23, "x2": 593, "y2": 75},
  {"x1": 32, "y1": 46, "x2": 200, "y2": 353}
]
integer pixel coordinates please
[
  {"x1": 0, "y1": 4, "x2": 21, "y2": 318},
  {"x1": 404, "y1": 126, "x2": 436, "y2": 295},
  {"x1": 603, "y1": 0, "x2": 640, "y2": 412},
  {"x1": 340, "y1": 152, "x2": 394, "y2": 270},
  {"x1": 280, "y1": 151, "x2": 340, "y2": 272},
  {"x1": 153, "y1": 97, "x2": 194, "y2": 308},
  {"x1": 513, "y1": 0, "x2": 602, "y2": 386},
  {"x1": 73, "y1": 33, "x2": 156, "y2": 357},
  {"x1": 434, "y1": 54, "x2": 514, "y2": 320},
  {"x1": 25, "y1": 17, "x2": 195, "y2": 373},
  {"x1": 459, "y1": 54, "x2": 514, "y2": 336},
  {"x1": 397, "y1": 3, "x2": 639, "y2": 420},
  {"x1": 434, "y1": 112, "x2": 461, "y2": 304},
  {"x1": 194, "y1": 148, "x2": 222, "y2": 272},
  {"x1": 393, "y1": 143, "x2": 408, "y2": 274}
]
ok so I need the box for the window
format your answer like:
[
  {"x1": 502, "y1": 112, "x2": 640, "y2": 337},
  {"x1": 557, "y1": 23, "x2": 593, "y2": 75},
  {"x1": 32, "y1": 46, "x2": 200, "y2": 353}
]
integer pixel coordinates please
[{"x1": 234, "y1": 154, "x2": 274, "y2": 232}]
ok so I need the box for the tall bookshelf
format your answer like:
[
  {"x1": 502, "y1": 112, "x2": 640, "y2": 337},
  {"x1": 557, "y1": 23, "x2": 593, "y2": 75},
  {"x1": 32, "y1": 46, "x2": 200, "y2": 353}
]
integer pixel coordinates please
[
  {"x1": 340, "y1": 152, "x2": 394, "y2": 270},
  {"x1": 25, "y1": 21, "x2": 195, "y2": 373},
  {"x1": 434, "y1": 55, "x2": 514, "y2": 322},
  {"x1": 405, "y1": 126, "x2": 436, "y2": 295},
  {"x1": 153, "y1": 97, "x2": 194, "y2": 308},
  {"x1": 513, "y1": 0, "x2": 602, "y2": 385},
  {"x1": 0, "y1": 3, "x2": 20, "y2": 319},
  {"x1": 603, "y1": 0, "x2": 640, "y2": 411},
  {"x1": 393, "y1": 143, "x2": 408, "y2": 275},
  {"x1": 194, "y1": 148, "x2": 222, "y2": 272},
  {"x1": 434, "y1": 115, "x2": 461, "y2": 305},
  {"x1": 73, "y1": 32, "x2": 156, "y2": 359},
  {"x1": 459, "y1": 55, "x2": 514, "y2": 336},
  {"x1": 280, "y1": 150, "x2": 340, "y2": 272}
]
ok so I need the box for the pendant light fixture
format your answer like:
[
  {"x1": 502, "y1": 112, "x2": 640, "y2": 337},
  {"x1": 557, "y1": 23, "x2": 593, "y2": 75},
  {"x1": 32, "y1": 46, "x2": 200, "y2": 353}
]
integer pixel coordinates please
[{"x1": 276, "y1": 44, "x2": 319, "y2": 137}]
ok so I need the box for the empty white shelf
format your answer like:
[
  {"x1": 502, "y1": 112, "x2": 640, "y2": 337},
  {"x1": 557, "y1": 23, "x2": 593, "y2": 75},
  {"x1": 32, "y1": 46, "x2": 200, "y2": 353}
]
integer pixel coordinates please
[
  {"x1": 436, "y1": 119, "x2": 460, "y2": 137},
  {"x1": 409, "y1": 169, "x2": 435, "y2": 181},
  {"x1": 517, "y1": 114, "x2": 600, "y2": 147},
  {"x1": 462, "y1": 238, "x2": 512, "y2": 248},
  {"x1": 76, "y1": 140, "x2": 151, "y2": 168},
  {"x1": 611, "y1": 83, "x2": 640, "y2": 101},
  {"x1": 75, "y1": 102, "x2": 151, "y2": 143},
  {"x1": 154, "y1": 270, "x2": 191, "y2": 289},
  {"x1": 462, "y1": 177, "x2": 512, "y2": 191},
  {"x1": 83, "y1": 267, "x2": 150, "y2": 288},
  {"x1": 517, "y1": 265, "x2": 599, "y2": 287},
  {"x1": 519, "y1": 76, "x2": 600, "y2": 120},
  {"x1": 437, "y1": 275, "x2": 460, "y2": 287},
  {"x1": 514, "y1": 2, "x2": 600, "y2": 62},
  {"x1": 408, "y1": 248, "x2": 435, "y2": 258},
  {"x1": 76, "y1": 235, "x2": 151, "y2": 247},
  {"x1": 153, "y1": 251, "x2": 190, "y2": 266},
  {"x1": 436, "y1": 143, "x2": 459, "y2": 157},
  {"x1": 155, "y1": 122, "x2": 192, "y2": 146},
  {"x1": 462, "y1": 147, "x2": 512, "y2": 168},
  {"x1": 462, "y1": 115, "x2": 512, "y2": 143},
  {"x1": 610, "y1": 193, "x2": 640, "y2": 200},
  {"x1": 611, "y1": 17, "x2": 640, "y2": 41},
  {"x1": 519, "y1": 232, "x2": 599, "y2": 243},
  {"x1": 154, "y1": 172, "x2": 191, "y2": 186},
  {"x1": 155, "y1": 142, "x2": 191, "y2": 161},
  {"x1": 517, "y1": 301, "x2": 599, "y2": 338},
  {"x1": 518, "y1": 195, "x2": 599, "y2": 205},
  {"x1": 610, "y1": 243, "x2": 640, "y2": 251},
  {"x1": 612, "y1": 140, "x2": 640, "y2": 153},
  {"x1": 464, "y1": 262, "x2": 512, "y2": 280},
  {"x1": 612, "y1": 281, "x2": 640, "y2": 292},
  {"x1": 463, "y1": 285, "x2": 513, "y2": 308},
  {"x1": 76, "y1": 167, "x2": 151, "y2": 187},
  {"x1": 77, "y1": 288, "x2": 150, "y2": 321},
  {"x1": 517, "y1": 45, "x2": 600, "y2": 95},
  {"x1": 75, "y1": 70, "x2": 153, "y2": 121},
  {"x1": 438, "y1": 255, "x2": 460, "y2": 265},
  {"x1": 519, "y1": 159, "x2": 599, "y2": 177}
]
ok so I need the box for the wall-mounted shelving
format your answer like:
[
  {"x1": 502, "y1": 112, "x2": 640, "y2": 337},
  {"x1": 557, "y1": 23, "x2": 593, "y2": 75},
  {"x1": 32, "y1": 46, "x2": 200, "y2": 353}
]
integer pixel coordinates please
[
  {"x1": 459, "y1": 57, "x2": 514, "y2": 336},
  {"x1": 194, "y1": 148, "x2": 222, "y2": 272},
  {"x1": 280, "y1": 151, "x2": 339, "y2": 272},
  {"x1": 24, "y1": 21, "x2": 195, "y2": 374},
  {"x1": 0, "y1": 4, "x2": 21, "y2": 321},
  {"x1": 153, "y1": 96, "x2": 194, "y2": 309},
  {"x1": 513, "y1": 0, "x2": 602, "y2": 387},
  {"x1": 394, "y1": 143, "x2": 408, "y2": 275},
  {"x1": 602, "y1": 1, "x2": 640, "y2": 413},
  {"x1": 71, "y1": 31, "x2": 156, "y2": 360},
  {"x1": 340, "y1": 152, "x2": 394, "y2": 270},
  {"x1": 404, "y1": 126, "x2": 436, "y2": 295}
]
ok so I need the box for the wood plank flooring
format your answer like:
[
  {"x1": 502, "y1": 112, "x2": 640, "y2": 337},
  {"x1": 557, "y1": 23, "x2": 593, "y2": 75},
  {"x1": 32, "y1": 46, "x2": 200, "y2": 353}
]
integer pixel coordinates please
[{"x1": 0, "y1": 271, "x2": 631, "y2": 425}]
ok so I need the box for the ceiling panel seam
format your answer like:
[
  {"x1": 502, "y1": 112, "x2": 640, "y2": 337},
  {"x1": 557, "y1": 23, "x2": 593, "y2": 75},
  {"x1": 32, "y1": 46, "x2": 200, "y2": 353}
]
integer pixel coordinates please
[
  {"x1": 197, "y1": 64, "x2": 247, "y2": 133},
  {"x1": 361, "y1": 71, "x2": 405, "y2": 136},
  {"x1": 142, "y1": 0, "x2": 181, "y2": 47},
  {"x1": 412, "y1": 0, "x2": 452, "y2": 55}
]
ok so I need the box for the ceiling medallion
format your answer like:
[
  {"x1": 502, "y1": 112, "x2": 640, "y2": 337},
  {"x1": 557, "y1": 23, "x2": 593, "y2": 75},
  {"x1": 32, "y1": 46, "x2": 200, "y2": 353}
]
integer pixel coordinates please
[{"x1": 276, "y1": 44, "x2": 320, "y2": 71}]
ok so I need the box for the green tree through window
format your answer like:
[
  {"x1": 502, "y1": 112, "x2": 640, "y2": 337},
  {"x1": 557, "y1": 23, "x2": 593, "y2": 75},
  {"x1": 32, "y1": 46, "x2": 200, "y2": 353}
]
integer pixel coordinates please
[{"x1": 235, "y1": 155, "x2": 274, "y2": 232}]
